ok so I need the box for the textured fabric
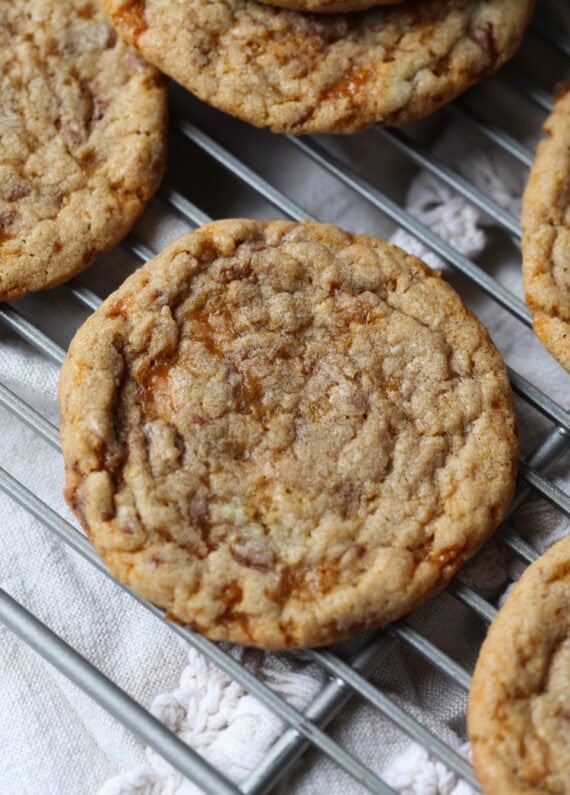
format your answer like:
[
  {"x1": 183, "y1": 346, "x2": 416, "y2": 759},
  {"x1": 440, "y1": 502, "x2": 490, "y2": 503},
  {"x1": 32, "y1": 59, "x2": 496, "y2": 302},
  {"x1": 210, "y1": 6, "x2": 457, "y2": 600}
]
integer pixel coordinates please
[{"x1": 1, "y1": 6, "x2": 569, "y2": 791}]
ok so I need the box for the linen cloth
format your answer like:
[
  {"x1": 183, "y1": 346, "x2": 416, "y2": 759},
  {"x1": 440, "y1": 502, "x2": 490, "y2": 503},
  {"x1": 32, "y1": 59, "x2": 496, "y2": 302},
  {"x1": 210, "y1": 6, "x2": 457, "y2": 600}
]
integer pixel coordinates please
[{"x1": 1, "y1": 3, "x2": 568, "y2": 793}]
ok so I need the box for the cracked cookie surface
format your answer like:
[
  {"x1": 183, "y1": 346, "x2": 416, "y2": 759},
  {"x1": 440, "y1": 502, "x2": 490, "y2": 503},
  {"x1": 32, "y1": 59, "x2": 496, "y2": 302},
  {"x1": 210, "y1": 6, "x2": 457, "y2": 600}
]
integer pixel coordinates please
[
  {"x1": 103, "y1": 0, "x2": 534, "y2": 134},
  {"x1": 59, "y1": 219, "x2": 519, "y2": 650},
  {"x1": 0, "y1": 0, "x2": 167, "y2": 301},
  {"x1": 468, "y1": 535, "x2": 570, "y2": 795},
  {"x1": 522, "y1": 84, "x2": 570, "y2": 371}
]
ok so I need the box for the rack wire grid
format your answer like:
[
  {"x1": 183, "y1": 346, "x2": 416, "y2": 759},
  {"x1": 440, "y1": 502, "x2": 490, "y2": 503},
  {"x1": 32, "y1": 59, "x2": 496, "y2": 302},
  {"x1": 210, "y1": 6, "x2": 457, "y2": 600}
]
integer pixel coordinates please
[{"x1": 1, "y1": 9, "x2": 569, "y2": 795}]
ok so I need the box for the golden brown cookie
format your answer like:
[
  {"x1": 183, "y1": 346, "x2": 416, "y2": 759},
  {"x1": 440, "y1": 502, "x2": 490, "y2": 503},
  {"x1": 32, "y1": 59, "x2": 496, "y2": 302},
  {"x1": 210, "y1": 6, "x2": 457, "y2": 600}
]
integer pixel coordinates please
[
  {"x1": 59, "y1": 219, "x2": 519, "y2": 650},
  {"x1": 521, "y1": 84, "x2": 570, "y2": 371},
  {"x1": 468, "y1": 535, "x2": 570, "y2": 795},
  {"x1": 0, "y1": 0, "x2": 167, "y2": 302},
  {"x1": 102, "y1": 0, "x2": 535, "y2": 134}
]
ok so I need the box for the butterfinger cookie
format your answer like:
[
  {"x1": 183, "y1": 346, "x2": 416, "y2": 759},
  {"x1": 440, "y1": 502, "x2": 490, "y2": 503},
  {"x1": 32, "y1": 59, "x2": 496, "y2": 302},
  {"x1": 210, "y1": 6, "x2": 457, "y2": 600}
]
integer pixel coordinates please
[
  {"x1": 468, "y1": 535, "x2": 570, "y2": 795},
  {"x1": 102, "y1": 0, "x2": 535, "y2": 134},
  {"x1": 0, "y1": 0, "x2": 167, "y2": 302},
  {"x1": 521, "y1": 84, "x2": 570, "y2": 371},
  {"x1": 59, "y1": 219, "x2": 519, "y2": 650}
]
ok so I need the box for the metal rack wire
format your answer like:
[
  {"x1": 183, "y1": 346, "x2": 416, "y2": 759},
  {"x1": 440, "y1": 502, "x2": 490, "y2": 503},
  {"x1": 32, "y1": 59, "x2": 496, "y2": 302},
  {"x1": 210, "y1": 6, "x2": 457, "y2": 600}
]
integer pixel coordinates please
[{"x1": 0, "y1": 14, "x2": 568, "y2": 795}]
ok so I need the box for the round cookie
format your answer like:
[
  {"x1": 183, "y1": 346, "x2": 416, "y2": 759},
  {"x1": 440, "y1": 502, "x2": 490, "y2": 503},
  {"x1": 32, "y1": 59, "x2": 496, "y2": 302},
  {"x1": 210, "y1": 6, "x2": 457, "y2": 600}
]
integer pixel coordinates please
[
  {"x1": 102, "y1": 0, "x2": 535, "y2": 134},
  {"x1": 521, "y1": 84, "x2": 570, "y2": 372},
  {"x1": 0, "y1": 0, "x2": 167, "y2": 302},
  {"x1": 468, "y1": 535, "x2": 570, "y2": 795},
  {"x1": 59, "y1": 219, "x2": 519, "y2": 650}
]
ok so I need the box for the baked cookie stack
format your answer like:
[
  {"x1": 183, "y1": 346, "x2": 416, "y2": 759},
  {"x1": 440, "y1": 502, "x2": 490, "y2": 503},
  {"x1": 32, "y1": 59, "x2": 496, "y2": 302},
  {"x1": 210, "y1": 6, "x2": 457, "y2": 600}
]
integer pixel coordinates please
[{"x1": 102, "y1": 0, "x2": 537, "y2": 134}]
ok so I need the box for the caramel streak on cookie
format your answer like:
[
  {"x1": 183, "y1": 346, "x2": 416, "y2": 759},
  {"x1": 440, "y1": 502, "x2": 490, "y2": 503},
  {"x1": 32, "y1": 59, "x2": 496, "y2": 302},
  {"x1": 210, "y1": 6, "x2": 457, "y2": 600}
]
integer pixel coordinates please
[
  {"x1": 59, "y1": 219, "x2": 519, "y2": 650},
  {"x1": 522, "y1": 83, "x2": 570, "y2": 371},
  {"x1": 0, "y1": 0, "x2": 167, "y2": 301},
  {"x1": 468, "y1": 536, "x2": 570, "y2": 795},
  {"x1": 103, "y1": 0, "x2": 535, "y2": 134}
]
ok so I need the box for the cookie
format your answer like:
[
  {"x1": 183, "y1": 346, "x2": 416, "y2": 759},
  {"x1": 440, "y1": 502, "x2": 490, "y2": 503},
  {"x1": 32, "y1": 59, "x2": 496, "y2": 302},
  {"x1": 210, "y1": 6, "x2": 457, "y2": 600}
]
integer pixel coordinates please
[
  {"x1": 102, "y1": 0, "x2": 535, "y2": 134},
  {"x1": 0, "y1": 0, "x2": 167, "y2": 302},
  {"x1": 468, "y1": 535, "x2": 570, "y2": 795},
  {"x1": 59, "y1": 219, "x2": 519, "y2": 650},
  {"x1": 521, "y1": 84, "x2": 570, "y2": 371}
]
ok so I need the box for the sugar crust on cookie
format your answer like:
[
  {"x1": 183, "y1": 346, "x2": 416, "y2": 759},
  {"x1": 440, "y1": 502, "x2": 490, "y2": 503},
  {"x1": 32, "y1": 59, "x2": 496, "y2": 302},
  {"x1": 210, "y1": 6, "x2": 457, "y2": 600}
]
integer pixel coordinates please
[
  {"x1": 0, "y1": 0, "x2": 167, "y2": 302},
  {"x1": 102, "y1": 0, "x2": 535, "y2": 134},
  {"x1": 468, "y1": 535, "x2": 570, "y2": 795},
  {"x1": 59, "y1": 219, "x2": 519, "y2": 650},
  {"x1": 522, "y1": 83, "x2": 570, "y2": 371}
]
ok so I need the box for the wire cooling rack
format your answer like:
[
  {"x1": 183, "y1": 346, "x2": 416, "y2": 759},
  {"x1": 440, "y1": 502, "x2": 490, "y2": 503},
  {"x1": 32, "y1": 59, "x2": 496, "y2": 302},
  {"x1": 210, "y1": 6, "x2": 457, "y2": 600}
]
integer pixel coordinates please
[{"x1": 0, "y1": 11, "x2": 569, "y2": 795}]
